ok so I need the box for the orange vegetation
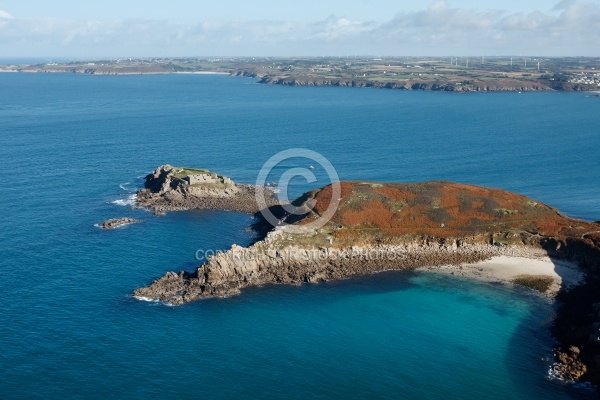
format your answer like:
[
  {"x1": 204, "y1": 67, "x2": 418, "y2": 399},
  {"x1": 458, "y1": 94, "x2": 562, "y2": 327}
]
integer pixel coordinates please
[
  {"x1": 304, "y1": 180, "x2": 598, "y2": 240},
  {"x1": 312, "y1": 182, "x2": 356, "y2": 216},
  {"x1": 341, "y1": 200, "x2": 395, "y2": 228}
]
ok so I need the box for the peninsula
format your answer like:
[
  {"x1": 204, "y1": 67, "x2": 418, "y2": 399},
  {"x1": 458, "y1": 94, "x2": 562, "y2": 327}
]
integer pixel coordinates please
[
  {"x1": 136, "y1": 178, "x2": 600, "y2": 306},
  {"x1": 134, "y1": 169, "x2": 600, "y2": 384},
  {"x1": 131, "y1": 167, "x2": 600, "y2": 385}
]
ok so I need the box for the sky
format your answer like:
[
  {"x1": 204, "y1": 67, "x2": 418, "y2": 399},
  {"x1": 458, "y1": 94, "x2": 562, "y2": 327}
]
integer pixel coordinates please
[{"x1": 0, "y1": 0, "x2": 599, "y2": 58}]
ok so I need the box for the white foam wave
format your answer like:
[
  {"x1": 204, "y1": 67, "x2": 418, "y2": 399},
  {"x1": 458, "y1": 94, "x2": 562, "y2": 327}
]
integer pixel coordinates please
[
  {"x1": 119, "y1": 182, "x2": 131, "y2": 191},
  {"x1": 133, "y1": 295, "x2": 160, "y2": 303},
  {"x1": 133, "y1": 296, "x2": 175, "y2": 306},
  {"x1": 111, "y1": 194, "x2": 137, "y2": 207},
  {"x1": 547, "y1": 365, "x2": 595, "y2": 391}
]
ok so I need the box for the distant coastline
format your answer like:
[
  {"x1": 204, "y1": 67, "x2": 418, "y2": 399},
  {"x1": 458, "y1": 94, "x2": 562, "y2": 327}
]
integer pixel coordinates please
[{"x1": 3, "y1": 56, "x2": 600, "y2": 92}]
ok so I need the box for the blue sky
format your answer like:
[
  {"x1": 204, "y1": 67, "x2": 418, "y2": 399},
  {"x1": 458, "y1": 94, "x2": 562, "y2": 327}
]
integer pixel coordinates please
[
  {"x1": 0, "y1": 0, "x2": 598, "y2": 58},
  {"x1": 0, "y1": 1, "x2": 565, "y2": 22}
]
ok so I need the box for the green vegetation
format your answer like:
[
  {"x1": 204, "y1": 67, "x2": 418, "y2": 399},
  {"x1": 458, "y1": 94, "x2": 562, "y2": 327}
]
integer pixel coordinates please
[
  {"x1": 512, "y1": 275, "x2": 555, "y2": 293},
  {"x1": 171, "y1": 167, "x2": 209, "y2": 179}
]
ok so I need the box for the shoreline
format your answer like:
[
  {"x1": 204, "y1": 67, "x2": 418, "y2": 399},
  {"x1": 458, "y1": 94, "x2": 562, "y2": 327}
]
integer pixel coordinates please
[
  {"x1": 418, "y1": 253, "x2": 584, "y2": 298},
  {"x1": 133, "y1": 239, "x2": 572, "y2": 305},
  {"x1": 2, "y1": 67, "x2": 599, "y2": 93}
]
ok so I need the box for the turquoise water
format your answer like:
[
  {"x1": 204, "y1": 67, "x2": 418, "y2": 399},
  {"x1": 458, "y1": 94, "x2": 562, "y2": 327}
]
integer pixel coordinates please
[{"x1": 1, "y1": 73, "x2": 599, "y2": 398}]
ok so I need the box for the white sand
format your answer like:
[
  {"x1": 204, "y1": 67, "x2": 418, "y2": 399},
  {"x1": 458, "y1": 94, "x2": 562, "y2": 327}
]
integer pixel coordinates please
[{"x1": 418, "y1": 255, "x2": 584, "y2": 297}]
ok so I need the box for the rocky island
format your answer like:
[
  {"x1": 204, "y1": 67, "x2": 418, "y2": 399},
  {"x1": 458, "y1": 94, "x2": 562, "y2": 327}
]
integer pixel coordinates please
[
  {"x1": 100, "y1": 217, "x2": 140, "y2": 229},
  {"x1": 132, "y1": 170, "x2": 600, "y2": 388},
  {"x1": 136, "y1": 164, "x2": 279, "y2": 214}
]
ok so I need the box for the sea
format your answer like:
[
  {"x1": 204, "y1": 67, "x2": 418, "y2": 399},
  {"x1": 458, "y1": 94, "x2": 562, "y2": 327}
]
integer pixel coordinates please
[{"x1": 1, "y1": 72, "x2": 599, "y2": 399}]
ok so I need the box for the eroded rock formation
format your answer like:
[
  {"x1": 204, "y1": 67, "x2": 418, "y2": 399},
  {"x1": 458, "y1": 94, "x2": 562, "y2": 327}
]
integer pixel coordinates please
[{"x1": 136, "y1": 164, "x2": 279, "y2": 214}]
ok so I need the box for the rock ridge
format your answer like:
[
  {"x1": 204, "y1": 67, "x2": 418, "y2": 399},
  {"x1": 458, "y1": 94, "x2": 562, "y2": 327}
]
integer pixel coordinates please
[{"x1": 134, "y1": 232, "x2": 551, "y2": 305}]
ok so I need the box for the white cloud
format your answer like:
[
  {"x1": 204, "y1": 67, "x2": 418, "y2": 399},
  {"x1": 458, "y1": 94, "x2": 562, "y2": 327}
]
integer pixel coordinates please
[
  {"x1": 0, "y1": 1, "x2": 598, "y2": 57},
  {"x1": 307, "y1": 16, "x2": 376, "y2": 42}
]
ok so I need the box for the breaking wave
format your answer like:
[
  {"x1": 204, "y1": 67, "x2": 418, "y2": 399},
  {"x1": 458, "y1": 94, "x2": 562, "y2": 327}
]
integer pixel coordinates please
[{"x1": 111, "y1": 194, "x2": 137, "y2": 207}]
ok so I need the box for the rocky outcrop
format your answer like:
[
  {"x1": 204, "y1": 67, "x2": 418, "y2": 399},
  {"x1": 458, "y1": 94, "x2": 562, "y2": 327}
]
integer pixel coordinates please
[
  {"x1": 134, "y1": 229, "x2": 554, "y2": 305},
  {"x1": 100, "y1": 217, "x2": 140, "y2": 229},
  {"x1": 552, "y1": 346, "x2": 588, "y2": 381},
  {"x1": 136, "y1": 164, "x2": 279, "y2": 214},
  {"x1": 550, "y1": 273, "x2": 600, "y2": 386}
]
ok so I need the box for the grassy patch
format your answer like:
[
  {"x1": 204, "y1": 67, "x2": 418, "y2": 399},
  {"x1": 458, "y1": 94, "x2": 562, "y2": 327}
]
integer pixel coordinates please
[
  {"x1": 512, "y1": 275, "x2": 555, "y2": 293},
  {"x1": 172, "y1": 167, "x2": 210, "y2": 179},
  {"x1": 188, "y1": 182, "x2": 228, "y2": 189}
]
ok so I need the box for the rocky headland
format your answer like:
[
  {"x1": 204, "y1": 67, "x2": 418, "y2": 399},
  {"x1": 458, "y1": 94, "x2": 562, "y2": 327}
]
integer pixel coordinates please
[
  {"x1": 136, "y1": 180, "x2": 600, "y2": 304},
  {"x1": 136, "y1": 164, "x2": 279, "y2": 214},
  {"x1": 254, "y1": 74, "x2": 561, "y2": 92},
  {"x1": 133, "y1": 176, "x2": 600, "y2": 389}
]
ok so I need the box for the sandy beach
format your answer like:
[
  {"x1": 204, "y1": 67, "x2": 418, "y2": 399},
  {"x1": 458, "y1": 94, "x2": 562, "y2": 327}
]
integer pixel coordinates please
[{"x1": 419, "y1": 252, "x2": 584, "y2": 297}]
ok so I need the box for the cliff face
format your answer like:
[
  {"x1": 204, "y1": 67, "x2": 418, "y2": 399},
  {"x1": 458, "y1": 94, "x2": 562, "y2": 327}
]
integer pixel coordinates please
[{"x1": 257, "y1": 75, "x2": 557, "y2": 92}]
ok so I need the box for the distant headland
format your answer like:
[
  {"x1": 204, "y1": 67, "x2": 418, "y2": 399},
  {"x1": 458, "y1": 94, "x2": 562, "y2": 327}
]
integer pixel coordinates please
[
  {"x1": 3, "y1": 56, "x2": 600, "y2": 92},
  {"x1": 129, "y1": 165, "x2": 600, "y2": 387}
]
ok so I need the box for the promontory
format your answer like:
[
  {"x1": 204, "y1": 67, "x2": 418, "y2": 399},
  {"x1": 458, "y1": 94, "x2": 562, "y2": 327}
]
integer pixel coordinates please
[{"x1": 132, "y1": 168, "x2": 600, "y2": 387}]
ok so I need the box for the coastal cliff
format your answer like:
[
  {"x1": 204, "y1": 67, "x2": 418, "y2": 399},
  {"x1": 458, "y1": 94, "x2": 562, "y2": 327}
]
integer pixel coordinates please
[
  {"x1": 256, "y1": 74, "x2": 557, "y2": 92},
  {"x1": 231, "y1": 69, "x2": 598, "y2": 92}
]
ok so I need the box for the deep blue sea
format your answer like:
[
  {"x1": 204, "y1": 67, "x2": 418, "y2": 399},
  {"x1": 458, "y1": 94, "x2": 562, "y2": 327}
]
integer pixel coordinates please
[{"x1": 1, "y1": 73, "x2": 599, "y2": 399}]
